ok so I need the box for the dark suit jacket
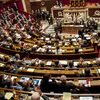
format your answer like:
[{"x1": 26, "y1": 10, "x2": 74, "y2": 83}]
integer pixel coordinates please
[
  {"x1": 55, "y1": 82, "x2": 76, "y2": 93},
  {"x1": 40, "y1": 80, "x2": 57, "y2": 92}
]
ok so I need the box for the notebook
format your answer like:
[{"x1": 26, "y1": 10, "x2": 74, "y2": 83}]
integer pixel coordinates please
[{"x1": 59, "y1": 60, "x2": 67, "y2": 65}]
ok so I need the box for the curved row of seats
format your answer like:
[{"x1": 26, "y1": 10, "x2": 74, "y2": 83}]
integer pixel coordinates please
[
  {"x1": 0, "y1": 52, "x2": 100, "y2": 77},
  {"x1": 0, "y1": 6, "x2": 100, "y2": 98},
  {"x1": 0, "y1": 7, "x2": 100, "y2": 60}
]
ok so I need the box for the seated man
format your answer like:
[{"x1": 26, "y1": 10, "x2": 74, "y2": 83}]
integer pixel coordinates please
[
  {"x1": 95, "y1": 58, "x2": 100, "y2": 66},
  {"x1": 55, "y1": 75, "x2": 77, "y2": 93},
  {"x1": 84, "y1": 68, "x2": 92, "y2": 77},
  {"x1": 75, "y1": 47, "x2": 79, "y2": 53},
  {"x1": 31, "y1": 92, "x2": 43, "y2": 100},
  {"x1": 67, "y1": 60, "x2": 74, "y2": 68}
]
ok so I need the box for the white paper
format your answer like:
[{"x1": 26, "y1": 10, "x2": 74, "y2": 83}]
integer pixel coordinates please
[
  {"x1": 74, "y1": 62, "x2": 79, "y2": 66},
  {"x1": 59, "y1": 60, "x2": 67, "y2": 65},
  {"x1": 0, "y1": 63, "x2": 4, "y2": 67},
  {"x1": 27, "y1": 68, "x2": 35, "y2": 72},
  {"x1": 46, "y1": 61, "x2": 52, "y2": 66},
  {"x1": 79, "y1": 97, "x2": 93, "y2": 100}
]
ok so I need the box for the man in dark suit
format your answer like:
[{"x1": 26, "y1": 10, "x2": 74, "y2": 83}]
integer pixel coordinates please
[
  {"x1": 55, "y1": 75, "x2": 77, "y2": 93},
  {"x1": 40, "y1": 74, "x2": 57, "y2": 92}
]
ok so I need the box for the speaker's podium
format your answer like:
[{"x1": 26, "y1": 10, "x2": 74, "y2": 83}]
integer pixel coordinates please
[{"x1": 62, "y1": 7, "x2": 88, "y2": 34}]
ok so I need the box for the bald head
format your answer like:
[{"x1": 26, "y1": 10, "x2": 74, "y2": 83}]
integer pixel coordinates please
[
  {"x1": 60, "y1": 75, "x2": 67, "y2": 83},
  {"x1": 31, "y1": 92, "x2": 40, "y2": 100}
]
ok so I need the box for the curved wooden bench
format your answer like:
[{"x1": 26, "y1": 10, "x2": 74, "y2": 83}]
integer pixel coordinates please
[{"x1": 0, "y1": 46, "x2": 98, "y2": 60}]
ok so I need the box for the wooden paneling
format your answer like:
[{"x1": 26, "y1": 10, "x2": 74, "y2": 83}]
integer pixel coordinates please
[
  {"x1": 24, "y1": 0, "x2": 32, "y2": 13},
  {"x1": 88, "y1": 7, "x2": 100, "y2": 18},
  {"x1": 30, "y1": 0, "x2": 57, "y2": 12}
]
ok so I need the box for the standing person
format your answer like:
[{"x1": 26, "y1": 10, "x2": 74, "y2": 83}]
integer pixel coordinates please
[
  {"x1": 40, "y1": 74, "x2": 57, "y2": 92},
  {"x1": 54, "y1": 19, "x2": 58, "y2": 34},
  {"x1": 48, "y1": 14, "x2": 53, "y2": 25}
]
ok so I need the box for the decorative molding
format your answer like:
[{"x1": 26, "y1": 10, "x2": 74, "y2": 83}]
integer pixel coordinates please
[{"x1": 94, "y1": 10, "x2": 100, "y2": 16}]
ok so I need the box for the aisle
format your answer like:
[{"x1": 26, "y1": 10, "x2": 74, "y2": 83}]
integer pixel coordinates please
[{"x1": 45, "y1": 25, "x2": 55, "y2": 34}]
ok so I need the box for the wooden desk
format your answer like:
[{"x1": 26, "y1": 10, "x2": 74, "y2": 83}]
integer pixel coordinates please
[
  {"x1": 18, "y1": 67, "x2": 99, "y2": 77},
  {"x1": 30, "y1": 52, "x2": 98, "y2": 60},
  {"x1": 62, "y1": 25, "x2": 83, "y2": 34},
  {"x1": 0, "y1": 46, "x2": 98, "y2": 60}
]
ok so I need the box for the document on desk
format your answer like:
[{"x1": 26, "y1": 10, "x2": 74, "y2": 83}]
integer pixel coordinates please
[
  {"x1": 72, "y1": 38, "x2": 76, "y2": 41},
  {"x1": 79, "y1": 97, "x2": 93, "y2": 100},
  {"x1": 74, "y1": 62, "x2": 79, "y2": 66},
  {"x1": 5, "y1": 92, "x2": 14, "y2": 100},
  {"x1": 97, "y1": 69, "x2": 100, "y2": 73},
  {"x1": 27, "y1": 68, "x2": 35, "y2": 72},
  {"x1": 84, "y1": 61, "x2": 91, "y2": 64},
  {"x1": 79, "y1": 49, "x2": 83, "y2": 52},
  {"x1": 59, "y1": 60, "x2": 67, "y2": 65},
  {"x1": 86, "y1": 37, "x2": 91, "y2": 40},
  {"x1": 0, "y1": 63, "x2": 4, "y2": 67},
  {"x1": 0, "y1": 54, "x2": 4, "y2": 58},
  {"x1": 45, "y1": 38, "x2": 50, "y2": 41},
  {"x1": 62, "y1": 92, "x2": 71, "y2": 100},
  {"x1": 46, "y1": 61, "x2": 52, "y2": 66},
  {"x1": 11, "y1": 76, "x2": 17, "y2": 81}
]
